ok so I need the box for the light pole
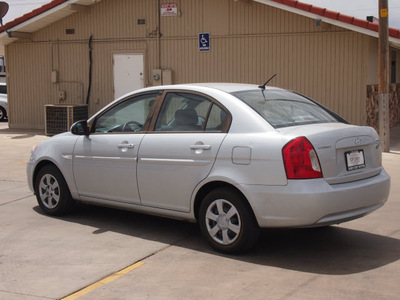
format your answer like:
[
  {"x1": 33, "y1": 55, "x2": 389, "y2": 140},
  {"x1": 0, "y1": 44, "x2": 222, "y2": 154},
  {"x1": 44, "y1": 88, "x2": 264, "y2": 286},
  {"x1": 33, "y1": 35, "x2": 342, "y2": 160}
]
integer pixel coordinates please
[{"x1": 378, "y1": 0, "x2": 390, "y2": 152}]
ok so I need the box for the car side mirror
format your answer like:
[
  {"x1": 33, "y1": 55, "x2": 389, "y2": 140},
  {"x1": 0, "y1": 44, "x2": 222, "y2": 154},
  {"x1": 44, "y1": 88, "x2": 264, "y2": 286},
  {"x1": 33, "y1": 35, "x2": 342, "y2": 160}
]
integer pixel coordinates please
[{"x1": 71, "y1": 120, "x2": 89, "y2": 136}]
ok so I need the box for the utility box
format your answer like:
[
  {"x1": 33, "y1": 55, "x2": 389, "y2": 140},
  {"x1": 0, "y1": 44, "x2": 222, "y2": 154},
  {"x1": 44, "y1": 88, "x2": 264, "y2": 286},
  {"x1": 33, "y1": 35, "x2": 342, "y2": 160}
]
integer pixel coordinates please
[
  {"x1": 152, "y1": 69, "x2": 173, "y2": 86},
  {"x1": 162, "y1": 69, "x2": 172, "y2": 85},
  {"x1": 152, "y1": 69, "x2": 162, "y2": 86},
  {"x1": 45, "y1": 104, "x2": 88, "y2": 136}
]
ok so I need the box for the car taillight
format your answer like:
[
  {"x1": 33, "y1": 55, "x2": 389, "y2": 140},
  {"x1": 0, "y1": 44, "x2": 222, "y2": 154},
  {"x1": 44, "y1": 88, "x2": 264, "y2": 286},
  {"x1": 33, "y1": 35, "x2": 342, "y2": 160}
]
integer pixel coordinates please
[{"x1": 282, "y1": 137, "x2": 322, "y2": 179}]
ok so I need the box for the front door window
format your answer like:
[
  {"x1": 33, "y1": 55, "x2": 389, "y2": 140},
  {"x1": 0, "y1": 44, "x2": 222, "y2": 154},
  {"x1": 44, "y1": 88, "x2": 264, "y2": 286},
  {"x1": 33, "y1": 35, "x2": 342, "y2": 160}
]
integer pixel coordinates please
[{"x1": 93, "y1": 93, "x2": 157, "y2": 133}]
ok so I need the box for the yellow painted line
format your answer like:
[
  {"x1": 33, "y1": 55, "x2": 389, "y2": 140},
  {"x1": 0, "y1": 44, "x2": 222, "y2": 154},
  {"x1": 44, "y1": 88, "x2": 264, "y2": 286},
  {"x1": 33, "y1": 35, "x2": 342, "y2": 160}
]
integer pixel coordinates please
[
  {"x1": 62, "y1": 261, "x2": 145, "y2": 300},
  {"x1": 15, "y1": 160, "x2": 28, "y2": 164}
]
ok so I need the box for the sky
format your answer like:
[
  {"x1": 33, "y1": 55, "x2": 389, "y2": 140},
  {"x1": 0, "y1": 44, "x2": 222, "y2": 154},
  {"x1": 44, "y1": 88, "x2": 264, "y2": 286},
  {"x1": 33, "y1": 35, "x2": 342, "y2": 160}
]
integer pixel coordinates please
[
  {"x1": 1, "y1": 0, "x2": 48, "y2": 23},
  {"x1": 1, "y1": 0, "x2": 400, "y2": 29},
  {"x1": 300, "y1": 0, "x2": 400, "y2": 29}
]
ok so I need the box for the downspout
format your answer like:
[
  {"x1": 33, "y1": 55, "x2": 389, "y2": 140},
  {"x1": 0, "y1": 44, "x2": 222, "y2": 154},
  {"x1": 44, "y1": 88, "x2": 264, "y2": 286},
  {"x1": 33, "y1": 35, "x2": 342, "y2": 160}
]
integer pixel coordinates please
[
  {"x1": 86, "y1": 35, "x2": 93, "y2": 105},
  {"x1": 157, "y1": 0, "x2": 161, "y2": 69}
]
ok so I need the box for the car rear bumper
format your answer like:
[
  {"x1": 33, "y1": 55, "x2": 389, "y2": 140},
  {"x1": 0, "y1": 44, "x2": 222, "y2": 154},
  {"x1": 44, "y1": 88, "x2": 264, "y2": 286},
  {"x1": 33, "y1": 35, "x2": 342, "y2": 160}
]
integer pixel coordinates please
[{"x1": 241, "y1": 169, "x2": 390, "y2": 228}]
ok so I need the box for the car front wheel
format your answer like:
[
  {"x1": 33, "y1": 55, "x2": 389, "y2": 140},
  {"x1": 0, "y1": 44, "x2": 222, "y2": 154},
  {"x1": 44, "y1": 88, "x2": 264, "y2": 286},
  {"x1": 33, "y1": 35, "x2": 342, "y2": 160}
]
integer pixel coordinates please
[
  {"x1": 199, "y1": 187, "x2": 260, "y2": 253},
  {"x1": 34, "y1": 165, "x2": 75, "y2": 216}
]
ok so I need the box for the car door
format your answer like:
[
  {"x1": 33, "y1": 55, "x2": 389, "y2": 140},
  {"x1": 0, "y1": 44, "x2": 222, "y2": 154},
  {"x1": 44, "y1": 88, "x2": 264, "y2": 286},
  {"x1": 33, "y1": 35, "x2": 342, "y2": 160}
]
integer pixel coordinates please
[
  {"x1": 137, "y1": 91, "x2": 229, "y2": 212},
  {"x1": 73, "y1": 92, "x2": 159, "y2": 204}
]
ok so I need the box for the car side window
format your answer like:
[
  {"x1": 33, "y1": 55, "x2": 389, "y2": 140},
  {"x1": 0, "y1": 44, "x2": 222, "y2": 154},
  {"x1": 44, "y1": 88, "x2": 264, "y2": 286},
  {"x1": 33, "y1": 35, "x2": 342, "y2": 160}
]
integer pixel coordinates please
[
  {"x1": 205, "y1": 104, "x2": 227, "y2": 131},
  {"x1": 155, "y1": 92, "x2": 226, "y2": 132},
  {"x1": 93, "y1": 93, "x2": 158, "y2": 133}
]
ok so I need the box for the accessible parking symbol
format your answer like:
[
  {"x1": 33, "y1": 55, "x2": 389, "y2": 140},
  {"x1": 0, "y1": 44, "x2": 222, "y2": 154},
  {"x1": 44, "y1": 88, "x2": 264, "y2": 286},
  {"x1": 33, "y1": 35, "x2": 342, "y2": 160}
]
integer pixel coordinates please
[{"x1": 199, "y1": 33, "x2": 210, "y2": 52}]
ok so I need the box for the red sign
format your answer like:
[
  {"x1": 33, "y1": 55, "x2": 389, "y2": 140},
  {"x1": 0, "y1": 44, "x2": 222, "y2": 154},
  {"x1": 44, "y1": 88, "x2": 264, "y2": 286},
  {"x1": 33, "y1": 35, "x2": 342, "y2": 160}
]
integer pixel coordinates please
[{"x1": 161, "y1": 3, "x2": 178, "y2": 16}]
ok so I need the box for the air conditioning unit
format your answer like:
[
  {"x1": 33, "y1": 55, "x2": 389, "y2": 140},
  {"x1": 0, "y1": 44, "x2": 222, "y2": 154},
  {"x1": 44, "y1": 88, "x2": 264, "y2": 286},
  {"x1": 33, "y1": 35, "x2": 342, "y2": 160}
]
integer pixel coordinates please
[{"x1": 45, "y1": 104, "x2": 88, "y2": 136}]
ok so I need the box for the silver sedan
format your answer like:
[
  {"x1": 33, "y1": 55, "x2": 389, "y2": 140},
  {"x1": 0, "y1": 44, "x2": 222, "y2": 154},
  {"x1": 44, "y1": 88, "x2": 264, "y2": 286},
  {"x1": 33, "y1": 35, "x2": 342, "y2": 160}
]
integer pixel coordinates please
[{"x1": 27, "y1": 83, "x2": 390, "y2": 253}]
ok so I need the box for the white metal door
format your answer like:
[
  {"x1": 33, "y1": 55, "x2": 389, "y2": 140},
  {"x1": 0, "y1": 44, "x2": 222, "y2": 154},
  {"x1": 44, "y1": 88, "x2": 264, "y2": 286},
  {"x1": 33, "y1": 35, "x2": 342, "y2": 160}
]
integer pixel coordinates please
[{"x1": 113, "y1": 53, "x2": 144, "y2": 99}]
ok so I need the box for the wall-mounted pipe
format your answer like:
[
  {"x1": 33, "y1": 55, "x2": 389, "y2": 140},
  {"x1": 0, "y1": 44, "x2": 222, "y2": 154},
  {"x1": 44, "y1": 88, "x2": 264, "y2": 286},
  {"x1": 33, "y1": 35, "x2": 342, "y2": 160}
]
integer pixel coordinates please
[{"x1": 86, "y1": 35, "x2": 93, "y2": 105}]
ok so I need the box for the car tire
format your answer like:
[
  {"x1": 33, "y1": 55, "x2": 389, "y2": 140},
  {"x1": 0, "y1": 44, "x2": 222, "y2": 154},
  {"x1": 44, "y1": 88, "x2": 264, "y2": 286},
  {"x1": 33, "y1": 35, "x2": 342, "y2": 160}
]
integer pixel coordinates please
[
  {"x1": 34, "y1": 165, "x2": 75, "y2": 216},
  {"x1": 0, "y1": 107, "x2": 6, "y2": 121},
  {"x1": 199, "y1": 187, "x2": 260, "y2": 254}
]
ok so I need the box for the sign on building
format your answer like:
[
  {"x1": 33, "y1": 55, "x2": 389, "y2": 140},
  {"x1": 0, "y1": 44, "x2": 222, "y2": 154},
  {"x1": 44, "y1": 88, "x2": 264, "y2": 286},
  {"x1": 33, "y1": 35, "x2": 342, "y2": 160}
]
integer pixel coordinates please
[
  {"x1": 161, "y1": 3, "x2": 178, "y2": 16},
  {"x1": 199, "y1": 33, "x2": 210, "y2": 52}
]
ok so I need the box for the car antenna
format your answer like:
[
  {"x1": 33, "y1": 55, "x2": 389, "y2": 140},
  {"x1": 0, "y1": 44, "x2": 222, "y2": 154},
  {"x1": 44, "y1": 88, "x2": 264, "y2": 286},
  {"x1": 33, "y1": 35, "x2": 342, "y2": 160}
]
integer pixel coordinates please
[{"x1": 258, "y1": 74, "x2": 277, "y2": 90}]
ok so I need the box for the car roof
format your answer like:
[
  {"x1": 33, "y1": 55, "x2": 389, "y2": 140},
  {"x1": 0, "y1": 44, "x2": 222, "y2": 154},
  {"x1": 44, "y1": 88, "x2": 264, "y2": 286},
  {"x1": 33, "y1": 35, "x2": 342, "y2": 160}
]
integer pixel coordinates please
[
  {"x1": 136, "y1": 83, "x2": 285, "y2": 94},
  {"x1": 187, "y1": 83, "x2": 261, "y2": 93}
]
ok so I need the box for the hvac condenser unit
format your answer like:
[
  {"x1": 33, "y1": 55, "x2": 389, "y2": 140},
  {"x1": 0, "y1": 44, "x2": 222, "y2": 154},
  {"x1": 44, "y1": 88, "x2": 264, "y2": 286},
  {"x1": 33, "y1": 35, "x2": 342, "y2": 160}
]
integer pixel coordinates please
[{"x1": 45, "y1": 104, "x2": 88, "y2": 136}]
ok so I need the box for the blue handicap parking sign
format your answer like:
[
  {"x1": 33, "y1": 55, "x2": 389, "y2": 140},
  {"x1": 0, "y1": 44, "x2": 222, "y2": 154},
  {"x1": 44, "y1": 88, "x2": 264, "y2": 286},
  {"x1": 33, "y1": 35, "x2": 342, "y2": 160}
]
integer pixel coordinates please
[{"x1": 199, "y1": 33, "x2": 210, "y2": 52}]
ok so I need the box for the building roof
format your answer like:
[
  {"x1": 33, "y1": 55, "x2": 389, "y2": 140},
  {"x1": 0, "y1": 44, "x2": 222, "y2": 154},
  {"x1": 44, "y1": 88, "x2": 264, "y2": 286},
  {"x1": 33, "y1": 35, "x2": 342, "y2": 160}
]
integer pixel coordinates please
[
  {"x1": 255, "y1": 0, "x2": 400, "y2": 42},
  {"x1": 0, "y1": 0, "x2": 92, "y2": 45},
  {"x1": 1, "y1": 0, "x2": 68, "y2": 32},
  {"x1": 0, "y1": 0, "x2": 400, "y2": 46}
]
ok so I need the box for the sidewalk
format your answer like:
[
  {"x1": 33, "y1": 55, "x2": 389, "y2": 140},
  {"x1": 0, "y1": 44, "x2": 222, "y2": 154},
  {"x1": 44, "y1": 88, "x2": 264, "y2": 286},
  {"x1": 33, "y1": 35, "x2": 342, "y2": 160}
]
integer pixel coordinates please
[{"x1": 0, "y1": 122, "x2": 48, "y2": 182}]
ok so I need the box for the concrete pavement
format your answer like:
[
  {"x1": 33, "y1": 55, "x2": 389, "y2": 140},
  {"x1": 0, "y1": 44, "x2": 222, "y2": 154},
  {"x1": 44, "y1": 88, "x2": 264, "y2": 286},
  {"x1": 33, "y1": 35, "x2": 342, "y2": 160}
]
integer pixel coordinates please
[{"x1": 0, "y1": 121, "x2": 399, "y2": 300}]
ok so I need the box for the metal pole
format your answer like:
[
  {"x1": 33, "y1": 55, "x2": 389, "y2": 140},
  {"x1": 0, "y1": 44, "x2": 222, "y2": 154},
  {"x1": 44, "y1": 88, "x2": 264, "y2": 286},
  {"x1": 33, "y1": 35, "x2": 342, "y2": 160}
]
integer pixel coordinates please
[{"x1": 378, "y1": 0, "x2": 390, "y2": 152}]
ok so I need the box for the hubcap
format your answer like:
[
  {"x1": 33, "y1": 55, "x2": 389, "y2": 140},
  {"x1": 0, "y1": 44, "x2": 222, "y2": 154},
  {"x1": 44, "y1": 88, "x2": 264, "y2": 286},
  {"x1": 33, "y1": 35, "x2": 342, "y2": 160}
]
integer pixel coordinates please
[
  {"x1": 38, "y1": 174, "x2": 60, "y2": 209},
  {"x1": 205, "y1": 199, "x2": 241, "y2": 245}
]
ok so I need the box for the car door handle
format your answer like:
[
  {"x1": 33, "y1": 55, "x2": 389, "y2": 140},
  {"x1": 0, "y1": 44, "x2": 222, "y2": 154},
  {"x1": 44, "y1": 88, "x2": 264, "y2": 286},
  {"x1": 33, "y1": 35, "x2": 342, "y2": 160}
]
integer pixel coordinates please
[
  {"x1": 118, "y1": 143, "x2": 135, "y2": 149},
  {"x1": 190, "y1": 144, "x2": 211, "y2": 150}
]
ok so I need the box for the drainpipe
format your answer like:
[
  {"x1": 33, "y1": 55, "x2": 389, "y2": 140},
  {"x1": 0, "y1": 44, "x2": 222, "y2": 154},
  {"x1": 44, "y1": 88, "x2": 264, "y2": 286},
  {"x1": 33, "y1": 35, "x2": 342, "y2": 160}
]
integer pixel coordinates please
[
  {"x1": 157, "y1": 0, "x2": 161, "y2": 69},
  {"x1": 86, "y1": 35, "x2": 93, "y2": 105}
]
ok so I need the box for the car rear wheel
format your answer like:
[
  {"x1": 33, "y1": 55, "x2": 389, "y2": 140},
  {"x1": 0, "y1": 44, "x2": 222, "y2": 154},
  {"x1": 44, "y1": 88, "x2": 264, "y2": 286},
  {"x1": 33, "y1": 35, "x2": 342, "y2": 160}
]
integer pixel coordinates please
[
  {"x1": 34, "y1": 165, "x2": 75, "y2": 216},
  {"x1": 199, "y1": 187, "x2": 260, "y2": 253},
  {"x1": 0, "y1": 107, "x2": 6, "y2": 121}
]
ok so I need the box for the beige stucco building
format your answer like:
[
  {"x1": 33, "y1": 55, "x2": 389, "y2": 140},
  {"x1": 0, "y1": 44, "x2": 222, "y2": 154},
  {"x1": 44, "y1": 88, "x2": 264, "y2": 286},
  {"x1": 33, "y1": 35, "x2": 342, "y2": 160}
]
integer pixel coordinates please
[{"x1": 0, "y1": 0, "x2": 399, "y2": 130}]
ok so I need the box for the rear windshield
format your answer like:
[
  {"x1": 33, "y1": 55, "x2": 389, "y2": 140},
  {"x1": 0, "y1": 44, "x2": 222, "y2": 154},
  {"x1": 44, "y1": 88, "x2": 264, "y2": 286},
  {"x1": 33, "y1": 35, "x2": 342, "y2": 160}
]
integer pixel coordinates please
[{"x1": 231, "y1": 89, "x2": 339, "y2": 128}]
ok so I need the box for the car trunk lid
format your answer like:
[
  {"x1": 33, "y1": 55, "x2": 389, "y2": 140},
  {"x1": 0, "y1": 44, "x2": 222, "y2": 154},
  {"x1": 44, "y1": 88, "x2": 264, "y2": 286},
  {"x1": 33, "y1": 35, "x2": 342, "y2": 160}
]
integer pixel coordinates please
[{"x1": 277, "y1": 123, "x2": 382, "y2": 184}]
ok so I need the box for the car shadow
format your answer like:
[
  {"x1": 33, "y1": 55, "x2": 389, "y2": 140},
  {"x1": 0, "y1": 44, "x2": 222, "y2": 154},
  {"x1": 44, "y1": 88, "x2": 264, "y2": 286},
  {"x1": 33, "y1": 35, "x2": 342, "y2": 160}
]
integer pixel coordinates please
[
  {"x1": 248, "y1": 227, "x2": 400, "y2": 275},
  {"x1": 32, "y1": 204, "x2": 400, "y2": 275},
  {"x1": 0, "y1": 121, "x2": 45, "y2": 138}
]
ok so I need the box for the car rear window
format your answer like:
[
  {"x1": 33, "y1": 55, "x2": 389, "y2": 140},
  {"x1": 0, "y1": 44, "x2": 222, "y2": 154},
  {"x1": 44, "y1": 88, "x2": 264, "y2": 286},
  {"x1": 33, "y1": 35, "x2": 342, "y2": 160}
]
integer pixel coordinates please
[{"x1": 231, "y1": 89, "x2": 339, "y2": 128}]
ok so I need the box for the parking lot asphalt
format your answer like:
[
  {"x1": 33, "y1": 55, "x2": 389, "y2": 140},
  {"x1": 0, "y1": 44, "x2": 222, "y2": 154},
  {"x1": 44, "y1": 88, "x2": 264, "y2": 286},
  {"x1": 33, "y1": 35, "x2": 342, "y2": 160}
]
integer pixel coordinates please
[{"x1": 1, "y1": 120, "x2": 399, "y2": 300}]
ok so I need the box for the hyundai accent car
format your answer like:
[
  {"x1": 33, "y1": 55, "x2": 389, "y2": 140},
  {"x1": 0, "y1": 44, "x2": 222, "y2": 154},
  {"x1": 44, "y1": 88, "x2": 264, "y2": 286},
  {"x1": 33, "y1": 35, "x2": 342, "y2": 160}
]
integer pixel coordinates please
[{"x1": 27, "y1": 83, "x2": 390, "y2": 253}]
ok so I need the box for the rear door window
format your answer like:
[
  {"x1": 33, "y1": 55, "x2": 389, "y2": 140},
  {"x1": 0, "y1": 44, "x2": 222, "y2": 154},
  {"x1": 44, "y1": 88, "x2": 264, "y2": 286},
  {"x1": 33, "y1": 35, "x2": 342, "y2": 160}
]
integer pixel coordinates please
[{"x1": 154, "y1": 92, "x2": 227, "y2": 132}]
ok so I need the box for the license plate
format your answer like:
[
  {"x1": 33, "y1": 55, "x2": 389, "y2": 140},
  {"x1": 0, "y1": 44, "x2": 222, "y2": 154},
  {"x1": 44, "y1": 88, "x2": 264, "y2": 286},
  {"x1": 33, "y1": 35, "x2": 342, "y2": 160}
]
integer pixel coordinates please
[{"x1": 345, "y1": 150, "x2": 366, "y2": 171}]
